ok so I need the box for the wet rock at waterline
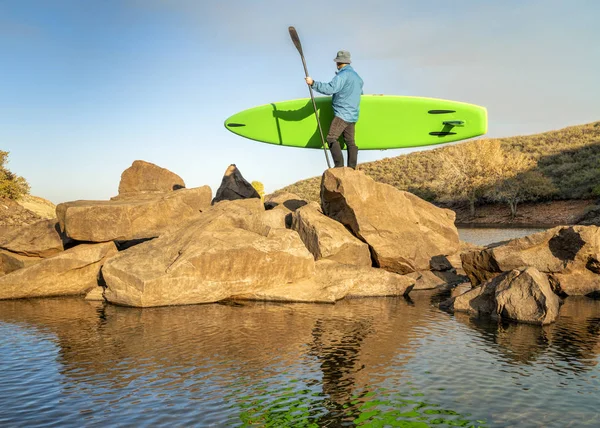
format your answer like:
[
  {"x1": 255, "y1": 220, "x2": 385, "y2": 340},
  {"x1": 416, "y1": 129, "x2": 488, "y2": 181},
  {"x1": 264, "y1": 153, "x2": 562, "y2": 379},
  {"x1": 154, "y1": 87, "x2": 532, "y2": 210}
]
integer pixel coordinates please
[
  {"x1": 103, "y1": 226, "x2": 315, "y2": 307},
  {"x1": 440, "y1": 267, "x2": 560, "y2": 325},
  {"x1": 56, "y1": 186, "x2": 212, "y2": 242},
  {"x1": 0, "y1": 242, "x2": 117, "y2": 300},
  {"x1": 320, "y1": 168, "x2": 460, "y2": 274},
  {"x1": 231, "y1": 259, "x2": 415, "y2": 303},
  {"x1": 461, "y1": 225, "x2": 600, "y2": 296}
]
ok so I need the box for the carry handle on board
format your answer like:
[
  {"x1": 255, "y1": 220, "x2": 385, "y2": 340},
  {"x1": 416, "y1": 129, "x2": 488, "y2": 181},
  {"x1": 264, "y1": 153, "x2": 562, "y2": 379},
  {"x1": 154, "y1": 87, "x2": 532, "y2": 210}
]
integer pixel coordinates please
[{"x1": 443, "y1": 120, "x2": 466, "y2": 127}]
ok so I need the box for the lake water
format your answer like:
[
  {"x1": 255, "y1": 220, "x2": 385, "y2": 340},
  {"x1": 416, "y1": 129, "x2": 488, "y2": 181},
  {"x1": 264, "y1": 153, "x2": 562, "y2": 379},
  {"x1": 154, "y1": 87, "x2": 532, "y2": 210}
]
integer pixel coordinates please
[
  {"x1": 458, "y1": 227, "x2": 546, "y2": 247},
  {"x1": 1, "y1": 227, "x2": 598, "y2": 427}
]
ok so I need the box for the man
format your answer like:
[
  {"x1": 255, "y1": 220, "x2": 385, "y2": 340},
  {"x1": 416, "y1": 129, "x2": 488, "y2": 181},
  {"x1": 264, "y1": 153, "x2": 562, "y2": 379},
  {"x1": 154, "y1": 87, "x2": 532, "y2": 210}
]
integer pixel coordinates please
[{"x1": 305, "y1": 50, "x2": 364, "y2": 169}]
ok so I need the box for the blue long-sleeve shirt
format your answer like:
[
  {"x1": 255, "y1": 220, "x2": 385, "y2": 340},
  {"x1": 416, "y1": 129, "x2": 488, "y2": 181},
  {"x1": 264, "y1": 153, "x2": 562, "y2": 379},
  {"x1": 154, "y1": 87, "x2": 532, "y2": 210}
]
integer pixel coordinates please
[{"x1": 312, "y1": 65, "x2": 363, "y2": 123}]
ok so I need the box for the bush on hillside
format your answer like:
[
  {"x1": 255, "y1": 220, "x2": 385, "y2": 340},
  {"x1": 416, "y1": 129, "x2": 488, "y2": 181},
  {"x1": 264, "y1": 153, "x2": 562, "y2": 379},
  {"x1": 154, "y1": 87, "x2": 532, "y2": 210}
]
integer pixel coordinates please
[
  {"x1": 281, "y1": 121, "x2": 600, "y2": 207},
  {"x1": 0, "y1": 151, "x2": 30, "y2": 200}
]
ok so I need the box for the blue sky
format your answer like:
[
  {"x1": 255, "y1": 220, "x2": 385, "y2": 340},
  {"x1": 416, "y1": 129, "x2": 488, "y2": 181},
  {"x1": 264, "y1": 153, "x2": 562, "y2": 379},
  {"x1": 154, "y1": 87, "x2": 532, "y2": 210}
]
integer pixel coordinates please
[{"x1": 1, "y1": 0, "x2": 599, "y2": 203}]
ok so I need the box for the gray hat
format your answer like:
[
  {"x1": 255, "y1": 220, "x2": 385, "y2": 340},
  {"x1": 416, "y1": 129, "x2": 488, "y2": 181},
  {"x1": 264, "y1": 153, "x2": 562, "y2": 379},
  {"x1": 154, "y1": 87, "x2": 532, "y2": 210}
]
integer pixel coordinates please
[{"x1": 333, "y1": 50, "x2": 351, "y2": 64}]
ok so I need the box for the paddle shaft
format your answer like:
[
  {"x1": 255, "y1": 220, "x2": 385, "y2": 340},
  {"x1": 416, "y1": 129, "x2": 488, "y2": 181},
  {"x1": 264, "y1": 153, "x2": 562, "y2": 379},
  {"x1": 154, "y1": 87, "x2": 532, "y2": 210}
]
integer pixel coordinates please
[{"x1": 289, "y1": 26, "x2": 332, "y2": 168}]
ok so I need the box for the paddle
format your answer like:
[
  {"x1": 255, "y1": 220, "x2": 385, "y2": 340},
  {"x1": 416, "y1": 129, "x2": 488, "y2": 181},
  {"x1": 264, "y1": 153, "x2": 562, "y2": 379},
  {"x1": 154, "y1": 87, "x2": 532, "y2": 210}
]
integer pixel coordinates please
[{"x1": 288, "y1": 26, "x2": 332, "y2": 168}]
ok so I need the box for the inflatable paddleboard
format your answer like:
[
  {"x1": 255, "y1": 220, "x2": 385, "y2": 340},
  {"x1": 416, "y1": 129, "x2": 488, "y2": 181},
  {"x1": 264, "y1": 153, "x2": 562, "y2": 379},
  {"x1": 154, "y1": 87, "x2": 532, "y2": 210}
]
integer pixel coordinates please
[{"x1": 225, "y1": 95, "x2": 487, "y2": 150}]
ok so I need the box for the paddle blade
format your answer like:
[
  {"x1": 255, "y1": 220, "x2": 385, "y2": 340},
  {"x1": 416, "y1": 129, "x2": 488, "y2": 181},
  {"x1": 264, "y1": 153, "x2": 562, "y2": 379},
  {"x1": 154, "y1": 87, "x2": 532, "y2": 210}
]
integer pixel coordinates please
[{"x1": 288, "y1": 26, "x2": 303, "y2": 55}]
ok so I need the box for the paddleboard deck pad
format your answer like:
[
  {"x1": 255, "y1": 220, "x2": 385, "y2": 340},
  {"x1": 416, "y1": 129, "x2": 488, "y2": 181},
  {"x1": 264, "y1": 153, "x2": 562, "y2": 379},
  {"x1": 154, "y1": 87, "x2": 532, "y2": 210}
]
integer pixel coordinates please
[{"x1": 225, "y1": 95, "x2": 487, "y2": 150}]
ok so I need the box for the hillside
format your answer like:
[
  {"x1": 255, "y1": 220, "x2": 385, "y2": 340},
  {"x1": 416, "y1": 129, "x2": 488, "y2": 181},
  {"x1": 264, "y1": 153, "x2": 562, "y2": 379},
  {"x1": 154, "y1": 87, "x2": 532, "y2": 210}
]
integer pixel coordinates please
[{"x1": 281, "y1": 121, "x2": 600, "y2": 207}]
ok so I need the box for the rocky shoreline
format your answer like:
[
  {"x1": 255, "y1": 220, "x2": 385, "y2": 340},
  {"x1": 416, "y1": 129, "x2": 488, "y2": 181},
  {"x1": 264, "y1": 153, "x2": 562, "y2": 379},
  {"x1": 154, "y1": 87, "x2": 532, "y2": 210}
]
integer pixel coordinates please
[{"x1": 1, "y1": 160, "x2": 600, "y2": 327}]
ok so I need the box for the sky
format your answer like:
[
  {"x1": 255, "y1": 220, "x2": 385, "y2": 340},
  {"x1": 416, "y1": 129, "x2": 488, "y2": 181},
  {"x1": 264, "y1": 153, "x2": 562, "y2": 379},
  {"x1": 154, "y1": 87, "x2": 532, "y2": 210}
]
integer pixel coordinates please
[{"x1": 1, "y1": 0, "x2": 599, "y2": 203}]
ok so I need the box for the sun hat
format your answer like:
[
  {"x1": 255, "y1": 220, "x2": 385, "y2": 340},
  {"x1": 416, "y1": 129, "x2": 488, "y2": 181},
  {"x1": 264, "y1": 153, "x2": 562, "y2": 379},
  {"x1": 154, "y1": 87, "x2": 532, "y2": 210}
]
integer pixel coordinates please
[{"x1": 333, "y1": 50, "x2": 351, "y2": 64}]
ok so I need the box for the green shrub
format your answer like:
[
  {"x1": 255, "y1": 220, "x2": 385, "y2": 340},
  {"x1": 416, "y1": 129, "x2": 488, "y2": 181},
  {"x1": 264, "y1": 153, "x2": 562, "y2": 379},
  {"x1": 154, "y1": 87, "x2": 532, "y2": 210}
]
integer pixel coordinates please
[{"x1": 0, "y1": 151, "x2": 30, "y2": 200}]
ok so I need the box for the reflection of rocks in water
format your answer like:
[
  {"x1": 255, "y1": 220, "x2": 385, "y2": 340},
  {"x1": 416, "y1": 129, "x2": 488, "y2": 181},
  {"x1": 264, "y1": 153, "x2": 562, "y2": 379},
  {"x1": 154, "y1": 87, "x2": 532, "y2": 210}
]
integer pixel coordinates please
[
  {"x1": 0, "y1": 297, "x2": 431, "y2": 392},
  {"x1": 496, "y1": 322, "x2": 551, "y2": 363},
  {"x1": 453, "y1": 312, "x2": 552, "y2": 365},
  {"x1": 310, "y1": 316, "x2": 372, "y2": 424},
  {"x1": 548, "y1": 296, "x2": 600, "y2": 371},
  {"x1": 451, "y1": 296, "x2": 600, "y2": 371}
]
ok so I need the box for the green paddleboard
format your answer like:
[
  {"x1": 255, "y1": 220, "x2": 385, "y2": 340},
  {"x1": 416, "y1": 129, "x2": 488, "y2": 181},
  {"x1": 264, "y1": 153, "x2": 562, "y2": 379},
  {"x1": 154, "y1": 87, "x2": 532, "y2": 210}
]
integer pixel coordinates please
[{"x1": 224, "y1": 95, "x2": 487, "y2": 150}]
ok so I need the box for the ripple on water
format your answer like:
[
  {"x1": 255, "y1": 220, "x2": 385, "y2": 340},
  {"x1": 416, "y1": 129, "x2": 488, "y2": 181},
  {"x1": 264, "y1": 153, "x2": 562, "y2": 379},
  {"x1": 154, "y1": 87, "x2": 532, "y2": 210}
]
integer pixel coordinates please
[{"x1": 0, "y1": 294, "x2": 599, "y2": 427}]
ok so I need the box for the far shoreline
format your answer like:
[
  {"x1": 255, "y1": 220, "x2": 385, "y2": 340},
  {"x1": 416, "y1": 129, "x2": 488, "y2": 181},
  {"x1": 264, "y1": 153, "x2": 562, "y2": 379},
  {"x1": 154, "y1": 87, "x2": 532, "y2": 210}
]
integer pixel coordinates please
[{"x1": 449, "y1": 199, "x2": 596, "y2": 228}]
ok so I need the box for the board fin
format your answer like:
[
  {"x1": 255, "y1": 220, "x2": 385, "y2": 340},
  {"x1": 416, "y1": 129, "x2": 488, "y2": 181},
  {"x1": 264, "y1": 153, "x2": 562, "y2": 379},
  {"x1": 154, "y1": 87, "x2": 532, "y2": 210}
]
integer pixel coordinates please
[{"x1": 226, "y1": 123, "x2": 246, "y2": 127}]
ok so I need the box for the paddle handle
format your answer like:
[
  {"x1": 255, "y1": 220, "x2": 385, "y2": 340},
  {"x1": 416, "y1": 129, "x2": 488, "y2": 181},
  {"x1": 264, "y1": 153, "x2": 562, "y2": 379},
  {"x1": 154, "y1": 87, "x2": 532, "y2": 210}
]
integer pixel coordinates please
[{"x1": 289, "y1": 26, "x2": 332, "y2": 169}]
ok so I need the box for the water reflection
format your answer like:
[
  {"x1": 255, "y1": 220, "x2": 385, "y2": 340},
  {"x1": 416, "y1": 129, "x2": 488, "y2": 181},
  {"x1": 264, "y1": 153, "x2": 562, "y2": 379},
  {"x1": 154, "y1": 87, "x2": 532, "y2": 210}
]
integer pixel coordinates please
[{"x1": 0, "y1": 293, "x2": 599, "y2": 427}]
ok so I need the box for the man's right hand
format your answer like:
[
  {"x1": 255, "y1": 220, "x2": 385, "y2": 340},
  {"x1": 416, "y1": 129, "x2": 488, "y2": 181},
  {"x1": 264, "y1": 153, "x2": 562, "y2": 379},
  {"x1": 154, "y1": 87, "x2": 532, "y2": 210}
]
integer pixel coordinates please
[{"x1": 305, "y1": 77, "x2": 314, "y2": 86}]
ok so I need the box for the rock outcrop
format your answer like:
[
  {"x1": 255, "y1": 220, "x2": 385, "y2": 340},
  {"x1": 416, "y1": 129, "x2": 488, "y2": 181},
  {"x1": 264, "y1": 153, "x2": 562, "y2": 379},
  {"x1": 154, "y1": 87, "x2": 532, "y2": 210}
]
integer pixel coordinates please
[
  {"x1": 0, "y1": 219, "x2": 71, "y2": 258},
  {"x1": 212, "y1": 164, "x2": 260, "y2": 204},
  {"x1": 440, "y1": 267, "x2": 560, "y2": 325},
  {"x1": 461, "y1": 226, "x2": 600, "y2": 296},
  {"x1": 0, "y1": 161, "x2": 469, "y2": 307},
  {"x1": 264, "y1": 191, "x2": 308, "y2": 213},
  {"x1": 116, "y1": 160, "x2": 185, "y2": 197},
  {"x1": 56, "y1": 186, "x2": 212, "y2": 242},
  {"x1": 321, "y1": 168, "x2": 460, "y2": 274},
  {"x1": 264, "y1": 191, "x2": 309, "y2": 228},
  {"x1": 0, "y1": 242, "x2": 117, "y2": 300},
  {"x1": 291, "y1": 202, "x2": 372, "y2": 266},
  {"x1": 0, "y1": 250, "x2": 41, "y2": 276},
  {"x1": 103, "y1": 218, "x2": 315, "y2": 307},
  {"x1": 231, "y1": 260, "x2": 414, "y2": 303}
]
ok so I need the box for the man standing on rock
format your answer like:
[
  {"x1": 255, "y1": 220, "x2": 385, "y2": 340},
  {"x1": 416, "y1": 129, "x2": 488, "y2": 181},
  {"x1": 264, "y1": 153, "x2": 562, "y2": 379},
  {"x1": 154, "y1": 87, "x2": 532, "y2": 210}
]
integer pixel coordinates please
[{"x1": 305, "y1": 50, "x2": 363, "y2": 169}]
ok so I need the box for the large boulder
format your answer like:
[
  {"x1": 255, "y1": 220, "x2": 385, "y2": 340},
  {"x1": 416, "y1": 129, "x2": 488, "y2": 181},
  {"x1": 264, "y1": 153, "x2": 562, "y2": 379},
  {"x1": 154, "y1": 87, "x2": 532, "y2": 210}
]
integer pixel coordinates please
[
  {"x1": 0, "y1": 250, "x2": 41, "y2": 277},
  {"x1": 192, "y1": 198, "x2": 270, "y2": 235},
  {"x1": 440, "y1": 267, "x2": 560, "y2": 325},
  {"x1": 56, "y1": 186, "x2": 212, "y2": 242},
  {"x1": 117, "y1": 160, "x2": 185, "y2": 197},
  {"x1": 212, "y1": 164, "x2": 260, "y2": 204},
  {"x1": 102, "y1": 205, "x2": 315, "y2": 307},
  {"x1": 291, "y1": 202, "x2": 372, "y2": 266},
  {"x1": 0, "y1": 219, "x2": 71, "y2": 258},
  {"x1": 264, "y1": 191, "x2": 308, "y2": 212},
  {"x1": 264, "y1": 191, "x2": 309, "y2": 228},
  {"x1": 461, "y1": 226, "x2": 600, "y2": 296},
  {"x1": 231, "y1": 260, "x2": 414, "y2": 303},
  {"x1": 321, "y1": 168, "x2": 459, "y2": 274},
  {"x1": 0, "y1": 242, "x2": 117, "y2": 300}
]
